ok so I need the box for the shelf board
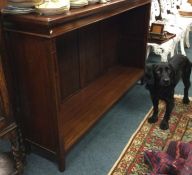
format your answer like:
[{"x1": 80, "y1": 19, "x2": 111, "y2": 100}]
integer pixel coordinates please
[{"x1": 60, "y1": 66, "x2": 144, "y2": 151}]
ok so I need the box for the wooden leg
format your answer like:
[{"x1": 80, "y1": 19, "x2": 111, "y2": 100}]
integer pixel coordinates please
[
  {"x1": 58, "y1": 151, "x2": 65, "y2": 172},
  {"x1": 17, "y1": 127, "x2": 26, "y2": 164},
  {"x1": 58, "y1": 159, "x2": 65, "y2": 172},
  {"x1": 10, "y1": 128, "x2": 25, "y2": 175}
]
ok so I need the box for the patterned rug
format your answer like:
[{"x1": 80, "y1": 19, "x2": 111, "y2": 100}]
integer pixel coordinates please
[{"x1": 108, "y1": 95, "x2": 192, "y2": 175}]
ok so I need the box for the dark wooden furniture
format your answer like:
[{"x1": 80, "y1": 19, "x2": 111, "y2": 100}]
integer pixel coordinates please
[
  {"x1": 0, "y1": 0, "x2": 7, "y2": 8},
  {"x1": 188, "y1": 0, "x2": 192, "y2": 5},
  {"x1": 1, "y1": 0, "x2": 151, "y2": 171},
  {"x1": 0, "y1": 54, "x2": 24, "y2": 174},
  {"x1": 0, "y1": 121, "x2": 24, "y2": 174}
]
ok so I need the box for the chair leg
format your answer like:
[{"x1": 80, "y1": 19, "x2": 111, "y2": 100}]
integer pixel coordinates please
[
  {"x1": 170, "y1": 43, "x2": 176, "y2": 57},
  {"x1": 161, "y1": 51, "x2": 169, "y2": 62},
  {"x1": 184, "y1": 28, "x2": 190, "y2": 48},
  {"x1": 180, "y1": 38, "x2": 186, "y2": 56},
  {"x1": 146, "y1": 45, "x2": 151, "y2": 59}
]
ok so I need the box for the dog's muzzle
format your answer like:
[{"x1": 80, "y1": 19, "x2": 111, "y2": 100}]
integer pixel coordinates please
[{"x1": 162, "y1": 78, "x2": 171, "y2": 86}]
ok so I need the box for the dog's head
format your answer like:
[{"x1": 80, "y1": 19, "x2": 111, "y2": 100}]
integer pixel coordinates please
[{"x1": 145, "y1": 63, "x2": 175, "y2": 88}]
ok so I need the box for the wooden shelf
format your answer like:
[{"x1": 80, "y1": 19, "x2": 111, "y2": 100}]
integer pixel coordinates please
[{"x1": 61, "y1": 66, "x2": 144, "y2": 150}]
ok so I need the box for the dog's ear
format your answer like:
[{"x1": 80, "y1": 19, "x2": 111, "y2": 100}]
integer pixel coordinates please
[{"x1": 144, "y1": 64, "x2": 155, "y2": 87}]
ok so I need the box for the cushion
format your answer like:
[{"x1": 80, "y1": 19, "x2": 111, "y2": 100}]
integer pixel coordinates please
[
  {"x1": 144, "y1": 150, "x2": 173, "y2": 174},
  {"x1": 144, "y1": 141, "x2": 192, "y2": 175}
]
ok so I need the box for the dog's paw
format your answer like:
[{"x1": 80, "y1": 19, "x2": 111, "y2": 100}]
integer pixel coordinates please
[
  {"x1": 148, "y1": 116, "x2": 158, "y2": 123},
  {"x1": 183, "y1": 98, "x2": 190, "y2": 104},
  {"x1": 160, "y1": 120, "x2": 169, "y2": 130}
]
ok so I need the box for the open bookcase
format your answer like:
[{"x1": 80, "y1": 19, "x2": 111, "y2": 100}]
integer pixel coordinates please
[{"x1": 1, "y1": 0, "x2": 151, "y2": 171}]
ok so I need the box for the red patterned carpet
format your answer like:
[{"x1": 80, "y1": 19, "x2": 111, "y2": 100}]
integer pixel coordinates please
[{"x1": 108, "y1": 96, "x2": 192, "y2": 175}]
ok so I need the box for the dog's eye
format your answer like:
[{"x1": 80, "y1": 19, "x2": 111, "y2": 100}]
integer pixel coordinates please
[
  {"x1": 156, "y1": 70, "x2": 161, "y2": 74},
  {"x1": 166, "y1": 68, "x2": 172, "y2": 74}
]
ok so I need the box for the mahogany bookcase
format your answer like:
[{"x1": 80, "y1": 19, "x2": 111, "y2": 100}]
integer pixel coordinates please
[{"x1": 1, "y1": 0, "x2": 151, "y2": 171}]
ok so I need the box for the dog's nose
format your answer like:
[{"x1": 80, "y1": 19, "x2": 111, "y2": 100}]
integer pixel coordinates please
[{"x1": 163, "y1": 78, "x2": 170, "y2": 84}]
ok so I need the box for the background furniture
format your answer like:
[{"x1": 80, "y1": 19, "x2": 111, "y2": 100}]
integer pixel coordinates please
[
  {"x1": 147, "y1": 0, "x2": 189, "y2": 62},
  {"x1": 0, "y1": 120, "x2": 24, "y2": 174},
  {"x1": 189, "y1": 0, "x2": 192, "y2": 4},
  {"x1": 0, "y1": 12, "x2": 25, "y2": 174},
  {"x1": 0, "y1": 0, "x2": 7, "y2": 8},
  {"x1": 163, "y1": 0, "x2": 192, "y2": 48},
  {"x1": 1, "y1": 0, "x2": 151, "y2": 171},
  {"x1": 0, "y1": 55, "x2": 24, "y2": 175}
]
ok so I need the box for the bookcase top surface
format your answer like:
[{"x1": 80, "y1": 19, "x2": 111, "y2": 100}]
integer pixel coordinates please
[{"x1": 2, "y1": 0, "x2": 150, "y2": 26}]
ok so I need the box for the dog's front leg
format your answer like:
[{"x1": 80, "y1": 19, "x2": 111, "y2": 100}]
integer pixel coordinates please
[
  {"x1": 160, "y1": 99, "x2": 174, "y2": 130},
  {"x1": 148, "y1": 97, "x2": 159, "y2": 123}
]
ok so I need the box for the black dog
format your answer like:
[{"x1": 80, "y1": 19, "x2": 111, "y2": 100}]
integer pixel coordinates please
[{"x1": 145, "y1": 54, "x2": 192, "y2": 130}]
